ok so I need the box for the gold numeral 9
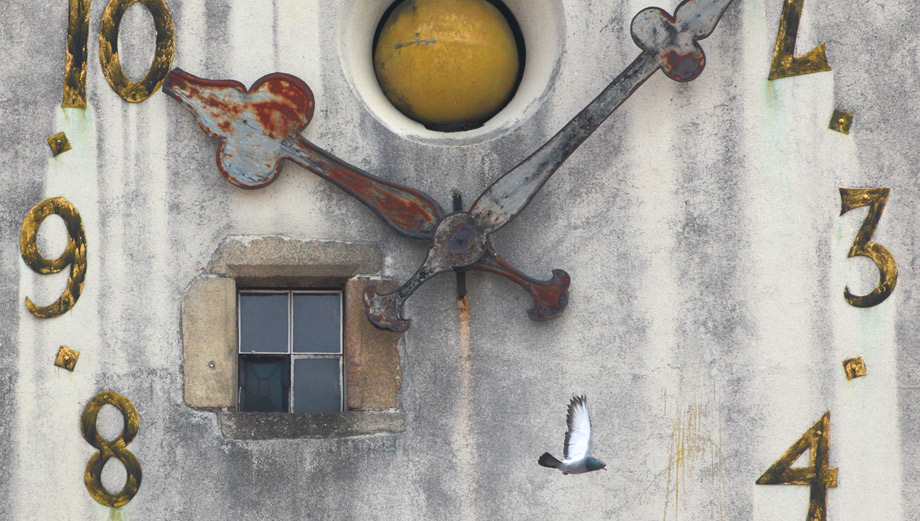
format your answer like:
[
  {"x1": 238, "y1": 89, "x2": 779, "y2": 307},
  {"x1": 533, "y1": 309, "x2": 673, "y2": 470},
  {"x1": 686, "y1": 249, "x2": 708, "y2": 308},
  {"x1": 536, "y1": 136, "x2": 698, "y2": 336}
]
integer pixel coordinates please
[
  {"x1": 757, "y1": 412, "x2": 838, "y2": 521},
  {"x1": 82, "y1": 391, "x2": 142, "y2": 507},
  {"x1": 63, "y1": 0, "x2": 175, "y2": 107},
  {"x1": 839, "y1": 188, "x2": 897, "y2": 307},
  {"x1": 19, "y1": 197, "x2": 87, "y2": 318}
]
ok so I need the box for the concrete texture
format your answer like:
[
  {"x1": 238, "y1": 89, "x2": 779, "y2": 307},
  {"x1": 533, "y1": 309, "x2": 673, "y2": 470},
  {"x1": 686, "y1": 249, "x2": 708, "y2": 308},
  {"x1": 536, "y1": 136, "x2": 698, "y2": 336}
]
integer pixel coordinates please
[
  {"x1": 3, "y1": 0, "x2": 920, "y2": 520},
  {"x1": 218, "y1": 410, "x2": 405, "y2": 440}
]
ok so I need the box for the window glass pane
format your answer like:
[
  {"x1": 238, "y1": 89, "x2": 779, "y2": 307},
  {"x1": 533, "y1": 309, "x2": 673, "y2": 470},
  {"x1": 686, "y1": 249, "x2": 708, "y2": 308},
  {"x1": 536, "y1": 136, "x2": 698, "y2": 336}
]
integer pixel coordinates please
[
  {"x1": 239, "y1": 293, "x2": 288, "y2": 353},
  {"x1": 292, "y1": 358, "x2": 341, "y2": 413},
  {"x1": 292, "y1": 293, "x2": 341, "y2": 354},
  {"x1": 239, "y1": 356, "x2": 290, "y2": 412}
]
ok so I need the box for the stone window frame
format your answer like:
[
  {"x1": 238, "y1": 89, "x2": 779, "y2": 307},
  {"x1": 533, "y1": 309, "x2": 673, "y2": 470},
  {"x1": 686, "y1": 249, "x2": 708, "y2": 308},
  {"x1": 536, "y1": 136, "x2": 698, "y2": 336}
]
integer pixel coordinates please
[{"x1": 181, "y1": 236, "x2": 404, "y2": 439}]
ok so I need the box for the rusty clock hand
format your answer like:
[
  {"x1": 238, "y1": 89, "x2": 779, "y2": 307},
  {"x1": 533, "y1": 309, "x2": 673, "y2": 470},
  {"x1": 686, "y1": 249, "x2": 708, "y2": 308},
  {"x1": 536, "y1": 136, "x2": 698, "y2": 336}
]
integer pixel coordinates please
[
  {"x1": 163, "y1": 69, "x2": 445, "y2": 241},
  {"x1": 365, "y1": 0, "x2": 738, "y2": 331},
  {"x1": 471, "y1": 0, "x2": 736, "y2": 234},
  {"x1": 163, "y1": 68, "x2": 566, "y2": 332},
  {"x1": 164, "y1": 0, "x2": 736, "y2": 333}
]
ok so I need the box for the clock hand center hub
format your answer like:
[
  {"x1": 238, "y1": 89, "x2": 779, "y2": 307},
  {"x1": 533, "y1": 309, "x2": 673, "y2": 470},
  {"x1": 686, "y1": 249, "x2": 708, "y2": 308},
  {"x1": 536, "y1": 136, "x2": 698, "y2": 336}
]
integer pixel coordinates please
[{"x1": 432, "y1": 212, "x2": 489, "y2": 268}]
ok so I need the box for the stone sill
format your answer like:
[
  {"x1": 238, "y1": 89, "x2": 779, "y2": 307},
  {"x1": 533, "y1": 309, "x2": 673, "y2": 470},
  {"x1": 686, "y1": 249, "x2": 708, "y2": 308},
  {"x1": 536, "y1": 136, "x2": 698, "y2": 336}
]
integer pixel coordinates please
[{"x1": 218, "y1": 410, "x2": 404, "y2": 440}]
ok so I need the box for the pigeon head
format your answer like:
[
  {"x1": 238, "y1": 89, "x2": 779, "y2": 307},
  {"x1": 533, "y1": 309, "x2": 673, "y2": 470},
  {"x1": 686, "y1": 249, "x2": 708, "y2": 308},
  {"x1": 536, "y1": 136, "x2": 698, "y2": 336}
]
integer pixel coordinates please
[{"x1": 586, "y1": 457, "x2": 607, "y2": 472}]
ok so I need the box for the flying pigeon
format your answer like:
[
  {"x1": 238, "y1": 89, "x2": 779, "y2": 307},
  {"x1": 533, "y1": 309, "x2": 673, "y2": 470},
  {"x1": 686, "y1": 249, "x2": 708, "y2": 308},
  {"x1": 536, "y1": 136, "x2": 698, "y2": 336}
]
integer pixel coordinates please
[{"x1": 538, "y1": 395, "x2": 606, "y2": 475}]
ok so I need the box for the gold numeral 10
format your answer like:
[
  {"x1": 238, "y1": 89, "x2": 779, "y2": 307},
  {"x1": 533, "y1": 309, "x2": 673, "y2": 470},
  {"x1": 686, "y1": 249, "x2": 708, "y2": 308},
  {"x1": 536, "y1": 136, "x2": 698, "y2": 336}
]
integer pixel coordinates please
[
  {"x1": 840, "y1": 188, "x2": 897, "y2": 307},
  {"x1": 63, "y1": 0, "x2": 175, "y2": 107},
  {"x1": 20, "y1": 197, "x2": 87, "y2": 318},
  {"x1": 82, "y1": 391, "x2": 142, "y2": 507},
  {"x1": 757, "y1": 412, "x2": 838, "y2": 521}
]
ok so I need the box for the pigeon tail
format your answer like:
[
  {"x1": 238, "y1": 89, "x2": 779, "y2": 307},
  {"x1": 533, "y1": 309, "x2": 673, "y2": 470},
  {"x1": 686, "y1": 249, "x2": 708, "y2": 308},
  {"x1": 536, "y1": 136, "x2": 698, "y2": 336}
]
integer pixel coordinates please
[{"x1": 538, "y1": 453, "x2": 562, "y2": 469}]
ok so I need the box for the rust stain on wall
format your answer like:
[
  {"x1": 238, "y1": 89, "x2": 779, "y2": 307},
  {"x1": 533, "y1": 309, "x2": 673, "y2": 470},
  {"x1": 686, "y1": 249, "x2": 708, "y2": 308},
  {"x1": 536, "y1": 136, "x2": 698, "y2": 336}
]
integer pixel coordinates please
[
  {"x1": 641, "y1": 376, "x2": 726, "y2": 521},
  {"x1": 453, "y1": 295, "x2": 475, "y2": 520}
]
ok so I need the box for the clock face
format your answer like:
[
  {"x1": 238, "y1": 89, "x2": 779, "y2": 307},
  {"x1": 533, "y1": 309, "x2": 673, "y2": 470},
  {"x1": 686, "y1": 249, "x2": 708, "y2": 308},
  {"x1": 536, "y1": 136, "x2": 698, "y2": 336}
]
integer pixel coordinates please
[{"x1": 1, "y1": 0, "x2": 918, "y2": 519}]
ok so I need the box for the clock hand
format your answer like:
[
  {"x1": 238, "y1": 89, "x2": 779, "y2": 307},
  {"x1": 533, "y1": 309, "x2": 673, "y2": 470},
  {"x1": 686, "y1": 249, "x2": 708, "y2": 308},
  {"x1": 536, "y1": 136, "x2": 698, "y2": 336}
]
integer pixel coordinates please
[
  {"x1": 162, "y1": 68, "x2": 445, "y2": 241},
  {"x1": 470, "y1": 0, "x2": 736, "y2": 234},
  {"x1": 364, "y1": 0, "x2": 738, "y2": 331},
  {"x1": 165, "y1": 0, "x2": 736, "y2": 333},
  {"x1": 364, "y1": 227, "x2": 570, "y2": 332},
  {"x1": 365, "y1": 212, "x2": 489, "y2": 332},
  {"x1": 164, "y1": 68, "x2": 570, "y2": 331},
  {"x1": 468, "y1": 245, "x2": 570, "y2": 322}
]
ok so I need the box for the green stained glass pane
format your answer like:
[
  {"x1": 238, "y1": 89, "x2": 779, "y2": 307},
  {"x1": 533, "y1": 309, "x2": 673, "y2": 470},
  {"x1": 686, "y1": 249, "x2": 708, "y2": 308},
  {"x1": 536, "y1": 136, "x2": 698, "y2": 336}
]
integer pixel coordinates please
[{"x1": 239, "y1": 356, "x2": 290, "y2": 412}]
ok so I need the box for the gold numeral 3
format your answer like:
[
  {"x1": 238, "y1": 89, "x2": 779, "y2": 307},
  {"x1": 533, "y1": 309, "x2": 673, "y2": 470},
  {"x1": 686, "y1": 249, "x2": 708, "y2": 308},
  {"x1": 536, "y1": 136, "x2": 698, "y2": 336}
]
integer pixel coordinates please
[{"x1": 840, "y1": 188, "x2": 897, "y2": 307}]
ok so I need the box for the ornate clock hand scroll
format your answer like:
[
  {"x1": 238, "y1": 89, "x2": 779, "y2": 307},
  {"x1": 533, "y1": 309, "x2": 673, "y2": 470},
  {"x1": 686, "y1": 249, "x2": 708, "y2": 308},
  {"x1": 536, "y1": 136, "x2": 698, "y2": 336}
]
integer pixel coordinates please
[{"x1": 163, "y1": 0, "x2": 735, "y2": 332}]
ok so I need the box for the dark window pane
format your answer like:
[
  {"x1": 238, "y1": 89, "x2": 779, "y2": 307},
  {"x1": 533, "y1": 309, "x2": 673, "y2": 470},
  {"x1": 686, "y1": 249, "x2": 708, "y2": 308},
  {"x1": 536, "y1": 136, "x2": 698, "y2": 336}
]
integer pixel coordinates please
[
  {"x1": 239, "y1": 293, "x2": 288, "y2": 353},
  {"x1": 239, "y1": 356, "x2": 290, "y2": 412},
  {"x1": 292, "y1": 293, "x2": 341, "y2": 354},
  {"x1": 292, "y1": 358, "x2": 341, "y2": 413}
]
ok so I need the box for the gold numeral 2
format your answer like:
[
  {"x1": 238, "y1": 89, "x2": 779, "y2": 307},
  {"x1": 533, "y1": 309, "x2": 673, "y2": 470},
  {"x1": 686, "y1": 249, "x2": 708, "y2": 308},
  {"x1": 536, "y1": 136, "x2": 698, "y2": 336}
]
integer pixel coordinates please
[
  {"x1": 82, "y1": 391, "x2": 142, "y2": 508},
  {"x1": 19, "y1": 197, "x2": 87, "y2": 318},
  {"x1": 64, "y1": 0, "x2": 175, "y2": 106},
  {"x1": 840, "y1": 188, "x2": 897, "y2": 307},
  {"x1": 768, "y1": 0, "x2": 832, "y2": 80},
  {"x1": 757, "y1": 411, "x2": 838, "y2": 521}
]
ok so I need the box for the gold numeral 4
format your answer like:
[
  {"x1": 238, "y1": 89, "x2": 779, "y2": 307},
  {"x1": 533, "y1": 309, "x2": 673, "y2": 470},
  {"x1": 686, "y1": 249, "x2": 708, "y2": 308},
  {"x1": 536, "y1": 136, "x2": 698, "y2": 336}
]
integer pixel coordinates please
[{"x1": 757, "y1": 412, "x2": 838, "y2": 521}]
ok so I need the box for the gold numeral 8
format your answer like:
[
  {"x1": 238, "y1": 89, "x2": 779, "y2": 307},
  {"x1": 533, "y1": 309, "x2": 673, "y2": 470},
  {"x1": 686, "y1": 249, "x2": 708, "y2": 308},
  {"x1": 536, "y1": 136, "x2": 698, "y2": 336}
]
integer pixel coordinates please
[
  {"x1": 839, "y1": 188, "x2": 897, "y2": 307},
  {"x1": 19, "y1": 197, "x2": 87, "y2": 318},
  {"x1": 82, "y1": 391, "x2": 142, "y2": 508}
]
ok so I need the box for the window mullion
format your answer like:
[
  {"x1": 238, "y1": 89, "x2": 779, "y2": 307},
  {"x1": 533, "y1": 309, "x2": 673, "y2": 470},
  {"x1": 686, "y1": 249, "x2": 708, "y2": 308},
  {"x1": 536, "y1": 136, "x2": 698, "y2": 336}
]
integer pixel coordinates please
[{"x1": 288, "y1": 290, "x2": 294, "y2": 413}]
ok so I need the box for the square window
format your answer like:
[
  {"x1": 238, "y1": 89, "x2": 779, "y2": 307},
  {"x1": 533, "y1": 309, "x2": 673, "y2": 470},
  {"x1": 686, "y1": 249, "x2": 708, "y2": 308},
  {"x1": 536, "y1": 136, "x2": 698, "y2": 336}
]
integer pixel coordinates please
[
  {"x1": 238, "y1": 290, "x2": 343, "y2": 413},
  {"x1": 181, "y1": 239, "x2": 405, "y2": 438}
]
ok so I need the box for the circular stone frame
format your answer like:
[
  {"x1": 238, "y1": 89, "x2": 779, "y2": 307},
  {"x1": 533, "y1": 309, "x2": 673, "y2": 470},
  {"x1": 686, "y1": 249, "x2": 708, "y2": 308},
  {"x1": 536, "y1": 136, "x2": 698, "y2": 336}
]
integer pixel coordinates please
[{"x1": 337, "y1": 0, "x2": 566, "y2": 145}]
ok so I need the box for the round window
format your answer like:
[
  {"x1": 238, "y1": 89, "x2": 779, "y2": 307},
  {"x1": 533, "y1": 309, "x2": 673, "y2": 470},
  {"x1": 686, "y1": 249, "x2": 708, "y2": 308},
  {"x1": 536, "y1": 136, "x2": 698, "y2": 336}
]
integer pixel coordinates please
[
  {"x1": 338, "y1": 0, "x2": 565, "y2": 144},
  {"x1": 372, "y1": 0, "x2": 524, "y2": 132}
]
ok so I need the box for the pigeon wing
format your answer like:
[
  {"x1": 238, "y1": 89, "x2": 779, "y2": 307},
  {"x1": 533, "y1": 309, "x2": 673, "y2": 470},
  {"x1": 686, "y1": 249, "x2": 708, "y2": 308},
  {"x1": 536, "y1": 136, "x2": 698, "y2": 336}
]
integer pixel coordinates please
[{"x1": 563, "y1": 395, "x2": 592, "y2": 460}]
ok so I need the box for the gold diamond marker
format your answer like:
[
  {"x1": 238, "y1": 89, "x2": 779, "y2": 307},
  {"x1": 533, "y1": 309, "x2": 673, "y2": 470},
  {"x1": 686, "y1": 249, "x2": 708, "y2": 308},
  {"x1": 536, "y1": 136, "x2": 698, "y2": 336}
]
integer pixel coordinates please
[
  {"x1": 842, "y1": 356, "x2": 866, "y2": 380},
  {"x1": 829, "y1": 109, "x2": 853, "y2": 134},
  {"x1": 47, "y1": 132, "x2": 72, "y2": 156},
  {"x1": 54, "y1": 345, "x2": 80, "y2": 371}
]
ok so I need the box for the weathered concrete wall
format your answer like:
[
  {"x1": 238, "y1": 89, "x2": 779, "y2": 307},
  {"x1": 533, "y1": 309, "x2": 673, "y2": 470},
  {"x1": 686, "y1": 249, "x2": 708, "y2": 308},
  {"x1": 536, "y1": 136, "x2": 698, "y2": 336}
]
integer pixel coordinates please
[{"x1": 2, "y1": 0, "x2": 919, "y2": 519}]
